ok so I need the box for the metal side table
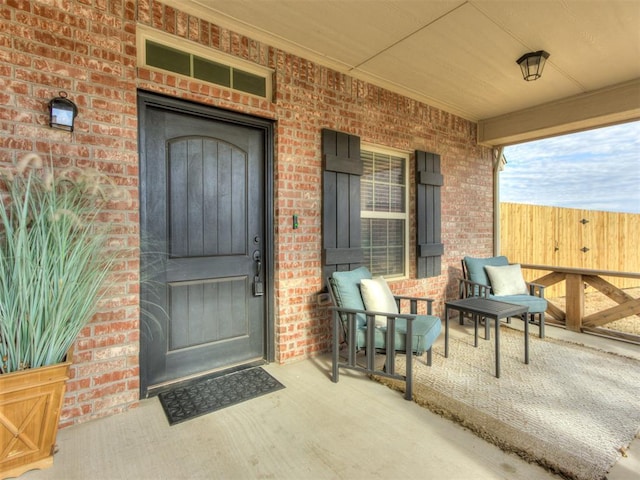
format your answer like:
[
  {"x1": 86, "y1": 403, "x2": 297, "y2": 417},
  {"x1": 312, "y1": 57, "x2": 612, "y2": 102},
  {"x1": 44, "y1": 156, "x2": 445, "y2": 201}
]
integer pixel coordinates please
[{"x1": 444, "y1": 297, "x2": 529, "y2": 378}]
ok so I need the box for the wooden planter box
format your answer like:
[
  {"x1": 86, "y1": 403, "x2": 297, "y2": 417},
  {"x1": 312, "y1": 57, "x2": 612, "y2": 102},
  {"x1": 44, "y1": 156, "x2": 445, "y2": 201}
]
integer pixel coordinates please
[{"x1": 0, "y1": 360, "x2": 71, "y2": 479}]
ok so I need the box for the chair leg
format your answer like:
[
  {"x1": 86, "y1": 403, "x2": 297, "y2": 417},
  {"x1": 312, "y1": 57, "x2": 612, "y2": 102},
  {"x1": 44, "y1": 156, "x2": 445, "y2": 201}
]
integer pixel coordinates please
[
  {"x1": 526, "y1": 312, "x2": 545, "y2": 338},
  {"x1": 426, "y1": 347, "x2": 432, "y2": 366}
]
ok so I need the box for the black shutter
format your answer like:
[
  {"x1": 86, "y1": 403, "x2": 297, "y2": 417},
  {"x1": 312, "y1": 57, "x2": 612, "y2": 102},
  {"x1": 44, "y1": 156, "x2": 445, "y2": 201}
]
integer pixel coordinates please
[
  {"x1": 416, "y1": 150, "x2": 444, "y2": 278},
  {"x1": 322, "y1": 128, "x2": 363, "y2": 277}
]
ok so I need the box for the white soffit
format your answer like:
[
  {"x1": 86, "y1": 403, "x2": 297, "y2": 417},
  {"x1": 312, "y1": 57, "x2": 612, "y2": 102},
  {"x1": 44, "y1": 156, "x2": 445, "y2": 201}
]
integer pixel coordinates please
[{"x1": 164, "y1": 0, "x2": 640, "y2": 143}]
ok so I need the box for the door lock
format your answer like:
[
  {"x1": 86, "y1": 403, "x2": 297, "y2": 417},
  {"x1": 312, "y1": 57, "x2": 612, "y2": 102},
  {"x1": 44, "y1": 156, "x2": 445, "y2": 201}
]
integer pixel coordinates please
[{"x1": 253, "y1": 250, "x2": 263, "y2": 296}]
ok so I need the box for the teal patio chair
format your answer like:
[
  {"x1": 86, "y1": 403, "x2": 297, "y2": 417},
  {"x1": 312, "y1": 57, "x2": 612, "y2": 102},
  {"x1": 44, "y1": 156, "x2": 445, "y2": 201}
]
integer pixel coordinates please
[
  {"x1": 460, "y1": 256, "x2": 547, "y2": 338},
  {"x1": 327, "y1": 266, "x2": 442, "y2": 400}
]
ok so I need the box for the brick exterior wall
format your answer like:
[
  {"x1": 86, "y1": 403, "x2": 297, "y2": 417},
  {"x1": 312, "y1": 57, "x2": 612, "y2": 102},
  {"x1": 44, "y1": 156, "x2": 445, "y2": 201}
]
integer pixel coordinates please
[{"x1": 0, "y1": 0, "x2": 495, "y2": 426}]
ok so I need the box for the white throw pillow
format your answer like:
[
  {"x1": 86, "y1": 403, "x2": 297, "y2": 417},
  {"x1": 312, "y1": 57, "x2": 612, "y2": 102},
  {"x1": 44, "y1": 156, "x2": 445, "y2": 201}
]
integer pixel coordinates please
[
  {"x1": 359, "y1": 277, "x2": 398, "y2": 327},
  {"x1": 484, "y1": 264, "x2": 528, "y2": 296}
]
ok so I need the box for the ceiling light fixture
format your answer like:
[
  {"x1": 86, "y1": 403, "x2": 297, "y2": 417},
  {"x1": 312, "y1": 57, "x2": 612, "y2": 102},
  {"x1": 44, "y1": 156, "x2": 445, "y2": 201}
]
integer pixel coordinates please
[{"x1": 516, "y1": 50, "x2": 550, "y2": 81}]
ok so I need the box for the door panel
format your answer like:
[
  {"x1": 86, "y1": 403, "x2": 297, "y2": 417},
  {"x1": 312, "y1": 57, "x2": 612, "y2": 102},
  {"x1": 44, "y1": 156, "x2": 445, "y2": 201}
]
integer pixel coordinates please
[
  {"x1": 168, "y1": 277, "x2": 248, "y2": 349},
  {"x1": 139, "y1": 96, "x2": 267, "y2": 393},
  {"x1": 168, "y1": 138, "x2": 247, "y2": 257}
]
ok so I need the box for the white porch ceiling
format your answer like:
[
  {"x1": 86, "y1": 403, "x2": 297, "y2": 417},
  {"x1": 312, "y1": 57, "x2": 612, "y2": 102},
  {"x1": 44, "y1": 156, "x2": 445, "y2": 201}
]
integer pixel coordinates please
[{"x1": 164, "y1": 0, "x2": 640, "y2": 146}]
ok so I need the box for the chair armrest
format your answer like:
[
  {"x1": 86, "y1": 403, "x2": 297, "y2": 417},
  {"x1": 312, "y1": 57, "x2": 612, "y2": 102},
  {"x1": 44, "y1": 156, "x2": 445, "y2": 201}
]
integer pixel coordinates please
[
  {"x1": 330, "y1": 305, "x2": 415, "y2": 321},
  {"x1": 459, "y1": 278, "x2": 491, "y2": 299},
  {"x1": 329, "y1": 306, "x2": 417, "y2": 344},
  {"x1": 526, "y1": 282, "x2": 545, "y2": 298},
  {"x1": 392, "y1": 295, "x2": 435, "y2": 315}
]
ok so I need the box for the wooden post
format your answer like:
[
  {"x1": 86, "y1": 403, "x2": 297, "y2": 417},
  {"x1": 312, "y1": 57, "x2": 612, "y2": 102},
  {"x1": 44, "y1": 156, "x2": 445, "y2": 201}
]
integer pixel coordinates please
[{"x1": 565, "y1": 273, "x2": 585, "y2": 331}]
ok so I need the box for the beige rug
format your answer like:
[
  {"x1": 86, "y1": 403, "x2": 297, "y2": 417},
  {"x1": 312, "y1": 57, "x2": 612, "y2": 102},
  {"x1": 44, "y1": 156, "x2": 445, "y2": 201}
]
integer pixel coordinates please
[{"x1": 375, "y1": 326, "x2": 640, "y2": 480}]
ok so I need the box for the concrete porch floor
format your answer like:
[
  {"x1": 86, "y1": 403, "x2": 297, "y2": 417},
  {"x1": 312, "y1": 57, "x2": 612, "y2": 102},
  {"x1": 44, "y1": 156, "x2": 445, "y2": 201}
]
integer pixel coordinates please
[{"x1": 21, "y1": 324, "x2": 640, "y2": 480}]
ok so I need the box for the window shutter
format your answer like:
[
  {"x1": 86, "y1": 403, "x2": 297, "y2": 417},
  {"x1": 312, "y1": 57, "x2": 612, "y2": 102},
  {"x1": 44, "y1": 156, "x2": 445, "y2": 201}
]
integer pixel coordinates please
[
  {"x1": 416, "y1": 150, "x2": 444, "y2": 278},
  {"x1": 322, "y1": 129, "x2": 363, "y2": 277}
]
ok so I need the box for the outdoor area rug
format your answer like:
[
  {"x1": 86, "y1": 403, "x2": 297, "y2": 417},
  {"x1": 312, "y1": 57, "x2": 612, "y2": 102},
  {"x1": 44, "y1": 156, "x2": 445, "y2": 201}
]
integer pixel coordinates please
[
  {"x1": 158, "y1": 367, "x2": 285, "y2": 425},
  {"x1": 374, "y1": 326, "x2": 640, "y2": 480}
]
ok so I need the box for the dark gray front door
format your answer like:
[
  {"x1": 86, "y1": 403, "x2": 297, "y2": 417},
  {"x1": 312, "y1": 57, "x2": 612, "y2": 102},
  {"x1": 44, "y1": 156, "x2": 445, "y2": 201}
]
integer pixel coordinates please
[{"x1": 138, "y1": 93, "x2": 269, "y2": 394}]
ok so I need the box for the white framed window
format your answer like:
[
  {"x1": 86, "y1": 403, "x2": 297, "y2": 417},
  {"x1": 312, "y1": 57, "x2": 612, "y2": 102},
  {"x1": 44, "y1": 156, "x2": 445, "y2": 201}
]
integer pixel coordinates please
[
  {"x1": 361, "y1": 145, "x2": 409, "y2": 279},
  {"x1": 137, "y1": 25, "x2": 273, "y2": 101}
]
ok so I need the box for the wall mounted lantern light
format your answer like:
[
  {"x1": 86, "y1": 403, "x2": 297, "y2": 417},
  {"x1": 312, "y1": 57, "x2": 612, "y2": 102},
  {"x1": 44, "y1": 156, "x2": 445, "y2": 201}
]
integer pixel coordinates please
[
  {"x1": 48, "y1": 91, "x2": 78, "y2": 131},
  {"x1": 516, "y1": 50, "x2": 550, "y2": 81}
]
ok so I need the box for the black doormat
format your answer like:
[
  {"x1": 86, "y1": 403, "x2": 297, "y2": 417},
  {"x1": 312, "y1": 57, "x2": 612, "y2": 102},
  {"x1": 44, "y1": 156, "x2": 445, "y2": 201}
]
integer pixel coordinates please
[{"x1": 158, "y1": 367, "x2": 285, "y2": 425}]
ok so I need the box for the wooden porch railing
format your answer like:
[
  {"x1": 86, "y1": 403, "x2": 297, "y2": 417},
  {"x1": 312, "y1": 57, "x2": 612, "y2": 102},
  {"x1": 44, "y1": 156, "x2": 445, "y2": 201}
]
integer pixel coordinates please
[{"x1": 522, "y1": 264, "x2": 640, "y2": 344}]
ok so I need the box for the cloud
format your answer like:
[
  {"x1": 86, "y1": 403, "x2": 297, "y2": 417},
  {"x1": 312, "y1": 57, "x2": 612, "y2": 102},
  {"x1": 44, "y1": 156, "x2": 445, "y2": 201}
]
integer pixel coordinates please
[{"x1": 501, "y1": 121, "x2": 640, "y2": 214}]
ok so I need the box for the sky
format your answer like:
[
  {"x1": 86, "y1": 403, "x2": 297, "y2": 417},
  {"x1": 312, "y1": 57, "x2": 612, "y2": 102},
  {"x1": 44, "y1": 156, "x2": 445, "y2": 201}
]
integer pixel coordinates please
[{"x1": 500, "y1": 121, "x2": 640, "y2": 214}]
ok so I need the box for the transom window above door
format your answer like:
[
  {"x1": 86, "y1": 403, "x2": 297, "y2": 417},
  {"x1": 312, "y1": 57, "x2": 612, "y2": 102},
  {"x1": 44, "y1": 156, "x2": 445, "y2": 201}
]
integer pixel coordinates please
[
  {"x1": 361, "y1": 146, "x2": 409, "y2": 278},
  {"x1": 137, "y1": 25, "x2": 273, "y2": 101}
]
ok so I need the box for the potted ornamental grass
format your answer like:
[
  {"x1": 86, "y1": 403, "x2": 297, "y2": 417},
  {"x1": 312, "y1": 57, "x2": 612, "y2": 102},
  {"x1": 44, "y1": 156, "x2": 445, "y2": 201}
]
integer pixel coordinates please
[{"x1": 0, "y1": 153, "x2": 126, "y2": 478}]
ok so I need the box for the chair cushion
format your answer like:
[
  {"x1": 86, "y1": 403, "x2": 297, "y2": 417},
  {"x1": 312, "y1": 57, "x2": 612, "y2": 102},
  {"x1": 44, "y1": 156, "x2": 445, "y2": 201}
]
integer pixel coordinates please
[
  {"x1": 331, "y1": 266, "x2": 372, "y2": 328},
  {"x1": 373, "y1": 315, "x2": 442, "y2": 354},
  {"x1": 360, "y1": 277, "x2": 398, "y2": 327},
  {"x1": 464, "y1": 255, "x2": 509, "y2": 286},
  {"x1": 490, "y1": 294, "x2": 548, "y2": 313},
  {"x1": 484, "y1": 264, "x2": 528, "y2": 295}
]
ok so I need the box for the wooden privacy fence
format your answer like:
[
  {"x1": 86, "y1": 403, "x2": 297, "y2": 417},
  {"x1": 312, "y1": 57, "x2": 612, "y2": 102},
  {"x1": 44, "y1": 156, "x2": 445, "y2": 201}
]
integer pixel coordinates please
[{"x1": 500, "y1": 203, "x2": 640, "y2": 297}]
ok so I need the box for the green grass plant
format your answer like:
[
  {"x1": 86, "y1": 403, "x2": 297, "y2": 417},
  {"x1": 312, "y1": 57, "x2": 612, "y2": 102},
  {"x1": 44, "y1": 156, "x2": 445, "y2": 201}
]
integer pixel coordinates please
[{"x1": 0, "y1": 154, "x2": 124, "y2": 373}]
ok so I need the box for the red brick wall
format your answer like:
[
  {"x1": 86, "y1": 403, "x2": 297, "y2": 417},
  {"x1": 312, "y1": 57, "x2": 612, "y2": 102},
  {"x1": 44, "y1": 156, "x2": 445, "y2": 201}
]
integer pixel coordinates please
[
  {"x1": 1, "y1": 0, "x2": 495, "y2": 426},
  {"x1": 1, "y1": 1, "x2": 140, "y2": 426}
]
